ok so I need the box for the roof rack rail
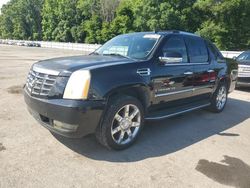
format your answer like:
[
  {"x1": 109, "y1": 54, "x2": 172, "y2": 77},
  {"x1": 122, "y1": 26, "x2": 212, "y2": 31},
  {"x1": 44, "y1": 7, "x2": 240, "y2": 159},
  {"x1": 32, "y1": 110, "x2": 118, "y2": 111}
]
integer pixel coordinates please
[
  {"x1": 155, "y1": 30, "x2": 199, "y2": 37},
  {"x1": 155, "y1": 30, "x2": 180, "y2": 33},
  {"x1": 170, "y1": 30, "x2": 180, "y2": 33}
]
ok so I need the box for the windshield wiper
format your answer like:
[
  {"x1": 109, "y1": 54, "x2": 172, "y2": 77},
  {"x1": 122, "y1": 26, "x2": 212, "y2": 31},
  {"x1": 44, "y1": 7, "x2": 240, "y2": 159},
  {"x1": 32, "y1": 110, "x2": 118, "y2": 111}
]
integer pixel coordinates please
[{"x1": 103, "y1": 53, "x2": 132, "y2": 60}]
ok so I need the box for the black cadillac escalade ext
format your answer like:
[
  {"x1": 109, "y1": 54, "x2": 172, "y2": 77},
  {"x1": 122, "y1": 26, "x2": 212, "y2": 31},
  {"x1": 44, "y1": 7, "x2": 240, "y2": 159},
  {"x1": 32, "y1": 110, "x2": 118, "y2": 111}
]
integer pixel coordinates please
[{"x1": 24, "y1": 31, "x2": 238, "y2": 150}]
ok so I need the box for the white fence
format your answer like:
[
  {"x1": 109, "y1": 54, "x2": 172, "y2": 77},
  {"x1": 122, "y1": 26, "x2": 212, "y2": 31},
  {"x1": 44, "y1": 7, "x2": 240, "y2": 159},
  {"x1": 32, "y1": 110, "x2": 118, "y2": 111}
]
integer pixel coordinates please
[
  {"x1": 220, "y1": 51, "x2": 242, "y2": 59},
  {"x1": 0, "y1": 39, "x2": 101, "y2": 53},
  {"x1": 40, "y1": 41, "x2": 101, "y2": 52},
  {"x1": 40, "y1": 42, "x2": 243, "y2": 58},
  {"x1": 0, "y1": 39, "x2": 243, "y2": 58}
]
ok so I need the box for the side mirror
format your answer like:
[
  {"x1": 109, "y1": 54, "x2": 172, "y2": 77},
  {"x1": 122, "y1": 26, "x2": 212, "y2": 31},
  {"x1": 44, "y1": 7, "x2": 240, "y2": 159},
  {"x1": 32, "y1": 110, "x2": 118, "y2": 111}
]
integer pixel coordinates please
[
  {"x1": 159, "y1": 51, "x2": 183, "y2": 64},
  {"x1": 233, "y1": 56, "x2": 237, "y2": 60}
]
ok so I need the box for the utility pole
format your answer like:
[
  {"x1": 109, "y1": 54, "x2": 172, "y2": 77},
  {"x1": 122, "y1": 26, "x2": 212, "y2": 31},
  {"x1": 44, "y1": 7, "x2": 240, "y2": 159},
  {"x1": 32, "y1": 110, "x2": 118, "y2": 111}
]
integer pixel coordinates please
[{"x1": 155, "y1": 0, "x2": 160, "y2": 32}]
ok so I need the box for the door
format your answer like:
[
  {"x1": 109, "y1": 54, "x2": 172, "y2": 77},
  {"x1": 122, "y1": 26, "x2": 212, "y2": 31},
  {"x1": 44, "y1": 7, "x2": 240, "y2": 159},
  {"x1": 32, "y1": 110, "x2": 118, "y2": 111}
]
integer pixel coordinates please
[
  {"x1": 184, "y1": 36, "x2": 214, "y2": 101},
  {"x1": 151, "y1": 35, "x2": 194, "y2": 111}
]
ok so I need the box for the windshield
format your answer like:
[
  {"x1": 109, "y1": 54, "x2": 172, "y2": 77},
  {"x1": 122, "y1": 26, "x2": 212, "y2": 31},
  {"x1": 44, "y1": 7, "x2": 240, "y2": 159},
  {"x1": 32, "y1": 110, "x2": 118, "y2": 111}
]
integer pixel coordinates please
[
  {"x1": 95, "y1": 33, "x2": 161, "y2": 60},
  {"x1": 237, "y1": 51, "x2": 250, "y2": 62}
]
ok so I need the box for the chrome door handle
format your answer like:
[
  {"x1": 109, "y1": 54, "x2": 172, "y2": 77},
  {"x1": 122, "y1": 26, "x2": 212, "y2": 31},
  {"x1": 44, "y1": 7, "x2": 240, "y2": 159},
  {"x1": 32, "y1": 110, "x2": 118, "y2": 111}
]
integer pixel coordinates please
[
  {"x1": 207, "y1": 69, "x2": 215, "y2": 73},
  {"x1": 184, "y1": 71, "x2": 193, "y2": 75}
]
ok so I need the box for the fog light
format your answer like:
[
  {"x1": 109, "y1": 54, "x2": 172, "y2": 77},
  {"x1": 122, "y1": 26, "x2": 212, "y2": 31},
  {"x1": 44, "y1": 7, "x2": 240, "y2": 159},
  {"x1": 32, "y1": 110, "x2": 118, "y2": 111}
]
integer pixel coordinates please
[{"x1": 53, "y1": 120, "x2": 78, "y2": 132}]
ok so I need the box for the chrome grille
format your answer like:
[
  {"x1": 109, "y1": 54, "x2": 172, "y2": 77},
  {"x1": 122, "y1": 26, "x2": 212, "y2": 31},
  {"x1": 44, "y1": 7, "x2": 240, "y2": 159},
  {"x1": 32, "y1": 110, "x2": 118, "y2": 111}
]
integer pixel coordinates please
[{"x1": 26, "y1": 69, "x2": 57, "y2": 96}]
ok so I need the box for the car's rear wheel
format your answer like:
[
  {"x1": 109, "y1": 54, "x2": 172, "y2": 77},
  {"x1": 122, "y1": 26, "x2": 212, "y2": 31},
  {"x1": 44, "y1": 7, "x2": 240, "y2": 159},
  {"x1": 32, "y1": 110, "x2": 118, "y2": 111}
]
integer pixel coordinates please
[
  {"x1": 96, "y1": 95, "x2": 144, "y2": 150},
  {"x1": 209, "y1": 83, "x2": 228, "y2": 113}
]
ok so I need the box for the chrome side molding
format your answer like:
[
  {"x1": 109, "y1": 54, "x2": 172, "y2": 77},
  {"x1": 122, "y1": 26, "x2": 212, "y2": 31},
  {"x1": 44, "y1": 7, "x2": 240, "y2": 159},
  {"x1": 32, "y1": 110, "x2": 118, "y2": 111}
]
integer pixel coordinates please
[
  {"x1": 155, "y1": 85, "x2": 213, "y2": 97},
  {"x1": 184, "y1": 71, "x2": 194, "y2": 75},
  {"x1": 155, "y1": 88, "x2": 194, "y2": 97},
  {"x1": 207, "y1": 69, "x2": 215, "y2": 73}
]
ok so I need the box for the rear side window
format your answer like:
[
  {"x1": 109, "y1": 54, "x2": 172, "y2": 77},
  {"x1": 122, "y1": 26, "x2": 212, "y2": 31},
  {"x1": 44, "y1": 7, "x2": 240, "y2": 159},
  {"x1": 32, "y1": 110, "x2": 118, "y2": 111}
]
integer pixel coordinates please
[
  {"x1": 185, "y1": 36, "x2": 209, "y2": 63},
  {"x1": 206, "y1": 40, "x2": 223, "y2": 60}
]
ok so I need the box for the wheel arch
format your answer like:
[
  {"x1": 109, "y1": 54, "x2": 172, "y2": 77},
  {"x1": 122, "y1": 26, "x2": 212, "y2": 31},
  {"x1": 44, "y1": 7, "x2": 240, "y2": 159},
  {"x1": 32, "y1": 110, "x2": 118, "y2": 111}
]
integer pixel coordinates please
[
  {"x1": 218, "y1": 75, "x2": 230, "y2": 91},
  {"x1": 105, "y1": 84, "x2": 151, "y2": 113}
]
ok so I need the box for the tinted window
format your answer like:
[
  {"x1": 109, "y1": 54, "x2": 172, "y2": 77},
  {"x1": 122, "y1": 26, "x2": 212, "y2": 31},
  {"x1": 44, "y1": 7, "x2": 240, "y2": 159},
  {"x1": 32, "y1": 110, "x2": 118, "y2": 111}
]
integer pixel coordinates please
[
  {"x1": 206, "y1": 40, "x2": 223, "y2": 60},
  {"x1": 185, "y1": 36, "x2": 208, "y2": 63},
  {"x1": 161, "y1": 36, "x2": 188, "y2": 63}
]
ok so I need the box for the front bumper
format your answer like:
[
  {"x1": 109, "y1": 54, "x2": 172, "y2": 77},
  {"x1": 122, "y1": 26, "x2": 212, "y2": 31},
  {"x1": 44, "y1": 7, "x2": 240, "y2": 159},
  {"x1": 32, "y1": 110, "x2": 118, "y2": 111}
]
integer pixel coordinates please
[
  {"x1": 237, "y1": 77, "x2": 250, "y2": 87},
  {"x1": 24, "y1": 89, "x2": 106, "y2": 138}
]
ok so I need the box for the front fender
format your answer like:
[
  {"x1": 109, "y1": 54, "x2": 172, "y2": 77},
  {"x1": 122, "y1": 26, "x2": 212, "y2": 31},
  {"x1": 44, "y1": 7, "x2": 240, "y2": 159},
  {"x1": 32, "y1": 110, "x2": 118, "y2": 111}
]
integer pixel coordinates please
[{"x1": 88, "y1": 62, "x2": 152, "y2": 101}]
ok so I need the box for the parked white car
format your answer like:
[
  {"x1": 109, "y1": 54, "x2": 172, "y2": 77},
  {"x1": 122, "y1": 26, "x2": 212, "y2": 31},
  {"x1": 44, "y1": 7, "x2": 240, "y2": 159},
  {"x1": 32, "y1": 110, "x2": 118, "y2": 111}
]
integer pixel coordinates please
[{"x1": 235, "y1": 51, "x2": 250, "y2": 87}]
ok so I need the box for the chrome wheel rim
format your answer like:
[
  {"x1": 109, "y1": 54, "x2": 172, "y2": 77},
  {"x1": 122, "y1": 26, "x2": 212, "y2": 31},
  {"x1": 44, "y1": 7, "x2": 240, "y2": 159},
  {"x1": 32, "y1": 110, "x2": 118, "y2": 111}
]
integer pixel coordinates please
[
  {"x1": 216, "y1": 86, "x2": 227, "y2": 110},
  {"x1": 111, "y1": 104, "x2": 141, "y2": 145}
]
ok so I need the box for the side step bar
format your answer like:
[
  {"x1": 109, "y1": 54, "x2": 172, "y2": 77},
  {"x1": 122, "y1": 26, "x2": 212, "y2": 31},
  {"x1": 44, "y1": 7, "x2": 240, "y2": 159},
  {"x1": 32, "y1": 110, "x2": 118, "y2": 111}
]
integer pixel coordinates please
[{"x1": 145, "y1": 103, "x2": 211, "y2": 121}]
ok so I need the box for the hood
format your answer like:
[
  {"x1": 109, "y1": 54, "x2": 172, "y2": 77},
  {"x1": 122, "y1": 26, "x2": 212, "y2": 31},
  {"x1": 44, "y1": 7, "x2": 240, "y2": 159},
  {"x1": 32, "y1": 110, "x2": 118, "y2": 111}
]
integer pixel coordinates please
[
  {"x1": 33, "y1": 55, "x2": 134, "y2": 76},
  {"x1": 236, "y1": 59, "x2": 250, "y2": 65}
]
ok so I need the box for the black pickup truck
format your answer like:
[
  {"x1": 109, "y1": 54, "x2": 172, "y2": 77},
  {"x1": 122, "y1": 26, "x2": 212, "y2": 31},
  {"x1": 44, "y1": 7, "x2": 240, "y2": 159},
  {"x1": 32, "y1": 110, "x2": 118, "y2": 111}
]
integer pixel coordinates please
[{"x1": 24, "y1": 31, "x2": 237, "y2": 150}]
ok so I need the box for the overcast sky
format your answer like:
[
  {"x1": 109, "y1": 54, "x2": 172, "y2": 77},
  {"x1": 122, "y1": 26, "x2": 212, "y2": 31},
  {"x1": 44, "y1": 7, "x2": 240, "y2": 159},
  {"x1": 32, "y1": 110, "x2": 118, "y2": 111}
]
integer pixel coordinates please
[{"x1": 0, "y1": 0, "x2": 10, "y2": 9}]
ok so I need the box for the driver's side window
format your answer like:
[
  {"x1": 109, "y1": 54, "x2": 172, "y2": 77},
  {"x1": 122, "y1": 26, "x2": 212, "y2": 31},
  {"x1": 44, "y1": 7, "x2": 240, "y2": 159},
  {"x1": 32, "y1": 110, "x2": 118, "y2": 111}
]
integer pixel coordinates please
[{"x1": 161, "y1": 36, "x2": 188, "y2": 63}]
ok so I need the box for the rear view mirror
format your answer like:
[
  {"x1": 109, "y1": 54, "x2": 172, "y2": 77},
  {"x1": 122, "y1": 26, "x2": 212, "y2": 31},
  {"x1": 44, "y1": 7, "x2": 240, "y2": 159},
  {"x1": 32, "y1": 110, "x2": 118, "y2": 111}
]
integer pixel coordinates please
[{"x1": 159, "y1": 51, "x2": 183, "y2": 64}]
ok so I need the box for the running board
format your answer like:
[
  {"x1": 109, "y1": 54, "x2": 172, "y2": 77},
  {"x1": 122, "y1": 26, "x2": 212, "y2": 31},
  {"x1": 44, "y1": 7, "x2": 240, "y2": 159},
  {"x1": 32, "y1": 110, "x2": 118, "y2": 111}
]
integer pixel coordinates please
[{"x1": 145, "y1": 103, "x2": 211, "y2": 120}]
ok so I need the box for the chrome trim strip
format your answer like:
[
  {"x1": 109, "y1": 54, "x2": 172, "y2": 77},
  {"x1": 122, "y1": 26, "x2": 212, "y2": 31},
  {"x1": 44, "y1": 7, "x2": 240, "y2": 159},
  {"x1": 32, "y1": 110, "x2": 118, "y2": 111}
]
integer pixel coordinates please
[
  {"x1": 237, "y1": 82, "x2": 250, "y2": 86},
  {"x1": 155, "y1": 88, "x2": 193, "y2": 97},
  {"x1": 238, "y1": 65, "x2": 250, "y2": 68},
  {"x1": 145, "y1": 103, "x2": 211, "y2": 120},
  {"x1": 159, "y1": 57, "x2": 182, "y2": 63},
  {"x1": 194, "y1": 85, "x2": 214, "y2": 90},
  {"x1": 155, "y1": 85, "x2": 213, "y2": 97},
  {"x1": 238, "y1": 74, "x2": 250, "y2": 77},
  {"x1": 184, "y1": 71, "x2": 194, "y2": 75},
  {"x1": 164, "y1": 63, "x2": 209, "y2": 66},
  {"x1": 33, "y1": 66, "x2": 60, "y2": 76}
]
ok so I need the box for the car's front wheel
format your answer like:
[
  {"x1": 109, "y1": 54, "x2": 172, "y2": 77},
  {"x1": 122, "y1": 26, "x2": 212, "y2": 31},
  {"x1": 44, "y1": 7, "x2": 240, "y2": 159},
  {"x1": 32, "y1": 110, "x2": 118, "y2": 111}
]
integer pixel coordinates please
[{"x1": 96, "y1": 95, "x2": 144, "y2": 150}]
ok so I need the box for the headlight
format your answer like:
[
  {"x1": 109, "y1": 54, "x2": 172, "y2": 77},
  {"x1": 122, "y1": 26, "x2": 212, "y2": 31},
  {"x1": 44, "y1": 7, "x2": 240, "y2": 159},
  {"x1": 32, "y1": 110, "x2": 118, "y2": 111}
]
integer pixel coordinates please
[{"x1": 63, "y1": 70, "x2": 91, "y2": 100}]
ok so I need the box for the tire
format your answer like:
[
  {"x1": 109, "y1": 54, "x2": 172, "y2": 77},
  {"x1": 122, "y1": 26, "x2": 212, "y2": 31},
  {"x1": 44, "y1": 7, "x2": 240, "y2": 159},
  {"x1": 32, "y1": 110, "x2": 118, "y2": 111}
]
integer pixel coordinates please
[
  {"x1": 95, "y1": 95, "x2": 144, "y2": 150},
  {"x1": 209, "y1": 82, "x2": 228, "y2": 113}
]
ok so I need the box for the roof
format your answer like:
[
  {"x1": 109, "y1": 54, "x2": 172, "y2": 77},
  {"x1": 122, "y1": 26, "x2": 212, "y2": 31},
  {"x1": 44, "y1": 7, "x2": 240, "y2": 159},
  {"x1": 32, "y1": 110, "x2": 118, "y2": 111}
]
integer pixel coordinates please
[
  {"x1": 156, "y1": 30, "x2": 199, "y2": 37},
  {"x1": 118, "y1": 30, "x2": 200, "y2": 38}
]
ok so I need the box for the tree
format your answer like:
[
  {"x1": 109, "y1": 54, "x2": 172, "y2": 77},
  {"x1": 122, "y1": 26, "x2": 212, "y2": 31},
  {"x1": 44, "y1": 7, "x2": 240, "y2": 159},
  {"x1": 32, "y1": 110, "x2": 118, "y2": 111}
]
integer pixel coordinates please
[
  {"x1": 0, "y1": 0, "x2": 43, "y2": 40},
  {"x1": 196, "y1": 0, "x2": 250, "y2": 50},
  {"x1": 99, "y1": 0, "x2": 120, "y2": 22},
  {"x1": 0, "y1": 0, "x2": 249, "y2": 50},
  {"x1": 133, "y1": 0, "x2": 161, "y2": 31},
  {"x1": 84, "y1": 15, "x2": 102, "y2": 43},
  {"x1": 132, "y1": 0, "x2": 199, "y2": 32},
  {"x1": 100, "y1": 0, "x2": 134, "y2": 42},
  {"x1": 42, "y1": 0, "x2": 59, "y2": 41},
  {"x1": 0, "y1": 2, "x2": 15, "y2": 39},
  {"x1": 42, "y1": 0, "x2": 78, "y2": 42}
]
